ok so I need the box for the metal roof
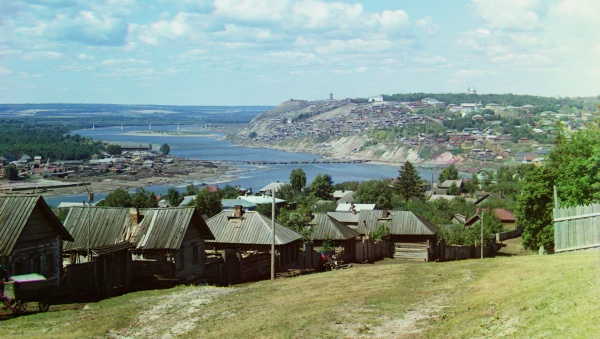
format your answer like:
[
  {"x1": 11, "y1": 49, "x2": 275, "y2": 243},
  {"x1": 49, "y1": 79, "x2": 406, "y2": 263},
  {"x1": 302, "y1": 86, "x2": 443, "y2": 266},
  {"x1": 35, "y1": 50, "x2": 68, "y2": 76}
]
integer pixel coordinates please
[
  {"x1": 0, "y1": 194, "x2": 73, "y2": 256},
  {"x1": 222, "y1": 199, "x2": 257, "y2": 209},
  {"x1": 259, "y1": 182, "x2": 287, "y2": 193},
  {"x1": 206, "y1": 210, "x2": 302, "y2": 246},
  {"x1": 309, "y1": 213, "x2": 360, "y2": 241},
  {"x1": 358, "y1": 210, "x2": 439, "y2": 236}
]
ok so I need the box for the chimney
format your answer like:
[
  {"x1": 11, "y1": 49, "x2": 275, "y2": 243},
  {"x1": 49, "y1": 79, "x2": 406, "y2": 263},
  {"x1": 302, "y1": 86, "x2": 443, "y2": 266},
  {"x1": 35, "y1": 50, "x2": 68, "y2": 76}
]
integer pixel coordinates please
[
  {"x1": 130, "y1": 208, "x2": 141, "y2": 226},
  {"x1": 351, "y1": 203, "x2": 356, "y2": 215},
  {"x1": 382, "y1": 208, "x2": 389, "y2": 218},
  {"x1": 233, "y1": 205, "x2": 244, "y2": 218}
]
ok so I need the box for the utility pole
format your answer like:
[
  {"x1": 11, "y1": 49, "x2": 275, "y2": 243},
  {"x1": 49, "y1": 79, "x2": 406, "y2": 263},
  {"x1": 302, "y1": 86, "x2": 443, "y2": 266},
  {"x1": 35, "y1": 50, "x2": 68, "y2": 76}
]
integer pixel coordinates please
[
  {"x1": 474, "y1": 193, "x2": 490, "y2": 260},
  {"x1": 271, "y1": 188, "x2": 276, "y2": 281}
]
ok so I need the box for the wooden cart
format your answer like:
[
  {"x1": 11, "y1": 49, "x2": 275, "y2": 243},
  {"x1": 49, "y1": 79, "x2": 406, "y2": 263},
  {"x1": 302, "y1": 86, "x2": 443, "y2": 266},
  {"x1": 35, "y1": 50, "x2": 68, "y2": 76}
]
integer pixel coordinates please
[{"x1": 1, "y1": 274, "x2": 50, "y2": 314}]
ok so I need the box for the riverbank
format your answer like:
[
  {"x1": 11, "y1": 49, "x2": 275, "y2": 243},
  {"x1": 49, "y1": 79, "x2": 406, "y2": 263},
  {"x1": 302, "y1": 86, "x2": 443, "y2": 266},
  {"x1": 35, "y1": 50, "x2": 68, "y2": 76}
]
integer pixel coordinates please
[{"x1": 0, "y1": 158, "x2": 244, "y2": 198}]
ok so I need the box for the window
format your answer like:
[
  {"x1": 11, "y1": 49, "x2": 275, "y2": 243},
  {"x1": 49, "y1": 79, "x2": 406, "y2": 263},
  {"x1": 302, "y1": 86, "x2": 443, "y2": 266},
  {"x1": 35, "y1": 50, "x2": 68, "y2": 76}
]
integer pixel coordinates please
[
  {"x1": 176, "y1": 247, "x2": 185, "y2": 269},
  {"x1": 32, "y1": 256, "x2": 41, "y2": 274},
  {"x1": 192, "y1": 243, "x2": 199, "y2": 264},
  {"x1": 45, "y1": 253, "x2": 55, "y2": 276}
]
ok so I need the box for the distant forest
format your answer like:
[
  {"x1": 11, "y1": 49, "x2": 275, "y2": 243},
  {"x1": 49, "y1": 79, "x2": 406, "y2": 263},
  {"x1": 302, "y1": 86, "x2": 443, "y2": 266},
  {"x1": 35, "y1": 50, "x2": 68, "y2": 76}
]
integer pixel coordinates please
[
  {"x1": 379, "y1": 93, "x2": 593, "y2": 111},
  {"x1": 0, "y1": 120, "x2": 104, "y2": 161}
]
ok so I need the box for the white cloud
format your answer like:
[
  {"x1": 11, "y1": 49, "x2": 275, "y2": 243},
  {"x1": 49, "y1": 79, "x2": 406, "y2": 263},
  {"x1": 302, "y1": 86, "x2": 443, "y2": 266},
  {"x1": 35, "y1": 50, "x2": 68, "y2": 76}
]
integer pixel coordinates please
[
  {"x1": 470, "y1": 0, "x2": 542, "y2": 31},
  {"x1": 102, "y1": 58, "x2": 150, "y2": 66},
  {"x1": 22, "y1": 51, "x2": 64, "y2": 61},
  {"x1": 415, "y1": 17, "x2": 439, "y2": 37}
]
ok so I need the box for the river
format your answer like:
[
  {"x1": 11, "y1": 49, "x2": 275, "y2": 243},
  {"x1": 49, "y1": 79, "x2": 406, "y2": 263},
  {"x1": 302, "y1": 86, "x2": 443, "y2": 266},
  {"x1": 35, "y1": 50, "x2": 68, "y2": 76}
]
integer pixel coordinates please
[{"x1": 44, "y1": 125, "x2": 442, "y2": 206}]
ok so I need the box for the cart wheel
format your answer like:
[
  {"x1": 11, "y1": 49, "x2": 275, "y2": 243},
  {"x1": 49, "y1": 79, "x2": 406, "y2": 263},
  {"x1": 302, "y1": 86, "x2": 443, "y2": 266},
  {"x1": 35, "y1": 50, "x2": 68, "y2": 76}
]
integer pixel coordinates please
[
  {"x1": 14, "y1": 301, "x2": 27, "y2": 313},
  {"x1": 38, "y1": 302, "x2": 50, "y2": 312}
]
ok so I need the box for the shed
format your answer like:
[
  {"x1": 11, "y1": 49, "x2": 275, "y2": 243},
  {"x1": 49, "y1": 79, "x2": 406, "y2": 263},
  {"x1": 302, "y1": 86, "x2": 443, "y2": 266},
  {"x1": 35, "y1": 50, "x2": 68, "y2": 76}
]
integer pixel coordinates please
[
  {"x1": 309, "y1": 213, "x2": 359, "y2": 261},
  {"x1": 0, "y1": 195, "x2": 73, "y2": 288},
  {"x1": 359, "y1": 210, "x2": 439, "y2": 261},
  {"x1": 205, "y1": 207, "x2": 302, "y2": 268}
]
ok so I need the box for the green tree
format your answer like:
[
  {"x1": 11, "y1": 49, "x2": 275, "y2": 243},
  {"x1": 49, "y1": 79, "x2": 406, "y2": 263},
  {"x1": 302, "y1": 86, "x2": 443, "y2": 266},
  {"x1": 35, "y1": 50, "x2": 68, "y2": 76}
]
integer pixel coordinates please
[
  {"x1": 219, "y1": 184, "x2": 240, "y2": 199},
  {"x1": 160, "y1": 143, "x2": 171, "y2": 155},
  {"x1": 395, "y1": 161, "x2": 424, "y2": 202},
  {"x1": 310, "y1": 174, "x2": 333, "y2": 200},
  {"x1": 248, "y1": 131, "x2": 257, "y2": 139},
  {"x1": 102, "y1": 188, "x2": 133, "y2": 207},
  {"x1": 194, "y1": 188, "x2": 222, "y2": 218},
  {"x1": 354, "y1": 180, "x2": 392, "y2": 209},
  {"x1": 290, "y1": 168, "x2": 307, "y2": 192},
  {"x1": 438, "y1": 164, "x2": 459, "y2": 182},
  {"x1": 165, "y1": 188, "x2": 183, "y2": 207},
  {"x1": 3, "y1": 164, "x2": 19, "y2": 180},
  {"x1": 447, "y1": 182, "x2": 461, "y2": 196},
  {"x1": 106, "y1": 144, "x2": 122, "y2": 156},
  {"x1": 185, "y1": 183, "x2": 200, "y2": 196},
  {"x1": 132, "y1": 188, "x2": 158, "y2": 208},
  {"x1": 277, "y1": 206, "x2": 313, "y2": 240},
  {"x1": 516, "y1": 124, "x2": 600, "y2": 252}
]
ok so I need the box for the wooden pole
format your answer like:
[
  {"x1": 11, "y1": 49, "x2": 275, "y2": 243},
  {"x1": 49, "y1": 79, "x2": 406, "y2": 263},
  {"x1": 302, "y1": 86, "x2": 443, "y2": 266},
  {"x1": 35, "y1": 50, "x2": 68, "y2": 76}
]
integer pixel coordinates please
[{"x1": 271, "y1": 189, "x2": 275, "y2": 281}]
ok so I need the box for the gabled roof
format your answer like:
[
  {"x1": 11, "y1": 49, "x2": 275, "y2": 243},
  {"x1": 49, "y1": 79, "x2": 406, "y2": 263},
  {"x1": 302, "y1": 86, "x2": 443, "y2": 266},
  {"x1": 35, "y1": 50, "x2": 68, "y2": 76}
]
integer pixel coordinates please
[
  {"x1": 133, "y1": 207, "x2": 214, "y2": 249},
  {"x1": 358, "y1": 210, "x2": 439, "y2": 236},
  {"x1": 259, "y1": 182, "x2": 288, "y2": 193},
  {"x1": 333, "y1": 190, "x2": 354, "y2": 199},
  {"x1": 336, "y1": 203, "x2": 376, "y2": 212},
  {"x1": 337, "y1": 191, "x2": 355, "y2": 204},
  {"x1": 438, "y1": 179, "x2": 463, "y2": 188},
  {"x1": 237, "y1": 195, "x2": 285, "y2": 205},
  {"x1": 222, "y1": 199, "x2": 257, "y2": 209},
  {"x1": 0, "y1": 195, "x2": 73, "y2": 256},
  {"x1": 63, "y1": 207, "x2": 214, "y2": 252},
  {"x1": 206, "y1": 210, "x2": 302, "y2": 246},
  {"x1": 63, "y1": 207, "x2": 131, "y2": 252},
  {"x1": 326, "y1": 211, "x2": 360, "y2": 224},
  {"x1": 309, "y1": 213, "x2": 360, "y2": 241}
]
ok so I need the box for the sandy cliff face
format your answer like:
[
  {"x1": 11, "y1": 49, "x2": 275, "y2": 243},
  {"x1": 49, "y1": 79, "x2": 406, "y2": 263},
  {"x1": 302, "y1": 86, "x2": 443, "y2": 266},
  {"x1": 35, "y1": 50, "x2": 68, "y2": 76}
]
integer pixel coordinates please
[{"x1": 234, "y1": 100, "x2": 464, "y2": 165}]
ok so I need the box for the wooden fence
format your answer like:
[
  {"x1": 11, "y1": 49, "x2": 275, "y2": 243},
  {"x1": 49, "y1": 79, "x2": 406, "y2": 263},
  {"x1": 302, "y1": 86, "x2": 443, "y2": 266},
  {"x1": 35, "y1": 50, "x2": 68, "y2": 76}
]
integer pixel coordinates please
[
  {"x1": 554, "y1": 203, "x2": 600, "y2": 253},
  {"x1": 496, "y1": 229, "x2": 522, "y2": 242},
  {"x1": 437, "y1": 236, "x2": 497, "y2": 261}
]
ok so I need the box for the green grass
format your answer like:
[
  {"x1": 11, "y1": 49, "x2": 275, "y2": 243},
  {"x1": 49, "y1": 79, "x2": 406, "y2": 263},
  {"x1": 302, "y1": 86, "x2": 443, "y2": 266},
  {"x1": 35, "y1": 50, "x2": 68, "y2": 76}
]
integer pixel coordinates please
[{"x1": 1, "y1": 252, "x2": 598, "y2": 338}]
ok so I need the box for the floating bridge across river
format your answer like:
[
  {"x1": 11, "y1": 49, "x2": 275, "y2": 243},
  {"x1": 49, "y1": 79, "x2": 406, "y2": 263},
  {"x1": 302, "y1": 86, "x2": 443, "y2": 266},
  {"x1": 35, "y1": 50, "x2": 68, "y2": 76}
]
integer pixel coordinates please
[{"x1": 180, "y1": 159, "x2": 370, "y2": 165}]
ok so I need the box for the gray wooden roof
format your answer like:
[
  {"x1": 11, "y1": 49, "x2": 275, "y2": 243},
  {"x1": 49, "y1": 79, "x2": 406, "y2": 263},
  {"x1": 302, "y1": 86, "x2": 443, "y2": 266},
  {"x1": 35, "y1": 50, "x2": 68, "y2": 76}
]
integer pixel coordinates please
[
  {"x1": 309, "y1": 213, "x2": 360, "y2": 241},
  {"x1": 63, "y1": 207, "x2": 214, "y2": 252},
  {"x1": 358, "y1": 210, "x2": 439, "y2": 236},
  {"x1": 63, "y1": 206, "x2": 130, "y2": 251},
  {"x1": 133, "y1": 207, "x2": 214, "y2": 250},
  {"x1": 326, "y1": 212, "x2": 360, "y2": 224},
  {"x1": 0, "y1": 195, "x2": 73, "y2": 256},
  {"x1": 206, "y1": 210, "x2": 302, "y2": 246}
]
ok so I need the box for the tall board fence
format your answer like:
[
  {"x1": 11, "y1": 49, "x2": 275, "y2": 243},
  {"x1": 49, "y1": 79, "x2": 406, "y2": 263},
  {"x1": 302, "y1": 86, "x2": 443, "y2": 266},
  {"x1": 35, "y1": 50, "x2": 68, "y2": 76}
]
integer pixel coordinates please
[{"x1": 554, "y1": 203, "x2": 600, "y2": 253}]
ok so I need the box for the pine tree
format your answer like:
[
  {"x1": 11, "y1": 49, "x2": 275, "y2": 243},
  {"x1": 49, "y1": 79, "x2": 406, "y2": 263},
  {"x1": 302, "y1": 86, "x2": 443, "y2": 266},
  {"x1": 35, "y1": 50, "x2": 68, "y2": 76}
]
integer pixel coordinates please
[{"x1": 395, "y1": 161, "x2": 424, "y2": 202}]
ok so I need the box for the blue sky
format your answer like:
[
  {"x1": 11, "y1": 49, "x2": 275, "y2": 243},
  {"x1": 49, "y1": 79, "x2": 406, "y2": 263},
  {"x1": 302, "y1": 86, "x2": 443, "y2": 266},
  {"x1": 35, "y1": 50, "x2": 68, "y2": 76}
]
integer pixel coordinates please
[{"x1": 1, "y1": 0, "x2": 598, "y2": 105}]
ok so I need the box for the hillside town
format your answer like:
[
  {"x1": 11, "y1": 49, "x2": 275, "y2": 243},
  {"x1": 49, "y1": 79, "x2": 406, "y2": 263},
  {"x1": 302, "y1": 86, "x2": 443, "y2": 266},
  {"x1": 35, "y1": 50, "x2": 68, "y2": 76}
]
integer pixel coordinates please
[{"x1": 241, "y1": 93, "x2": 593, "y2": 166}]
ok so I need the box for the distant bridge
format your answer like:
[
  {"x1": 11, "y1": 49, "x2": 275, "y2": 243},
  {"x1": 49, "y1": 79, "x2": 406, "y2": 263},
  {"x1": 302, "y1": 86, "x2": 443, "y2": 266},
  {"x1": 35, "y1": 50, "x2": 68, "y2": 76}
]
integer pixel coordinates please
[{"x1": 179, "y1": 159, "x2": 370, "y2": 165}]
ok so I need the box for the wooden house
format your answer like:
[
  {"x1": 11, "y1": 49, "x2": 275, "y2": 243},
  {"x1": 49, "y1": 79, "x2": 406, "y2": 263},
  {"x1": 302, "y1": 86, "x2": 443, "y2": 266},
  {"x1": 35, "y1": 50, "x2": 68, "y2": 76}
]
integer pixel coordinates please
[
  {"x1": 0, "y1": 195, "x2": 74, "y2": 288},
  {"x1": 205, "y1": 206, "x2": 302, "y2": 268},
  {"x1": 358, "y1": 210, "x2": 439, "y2": 261},
  {"x1": 309, "y1": 213, "x2": 360, "y2": 262},
  {"x1": 63, "y1": 206, "x2": 215, "y2": 291}
]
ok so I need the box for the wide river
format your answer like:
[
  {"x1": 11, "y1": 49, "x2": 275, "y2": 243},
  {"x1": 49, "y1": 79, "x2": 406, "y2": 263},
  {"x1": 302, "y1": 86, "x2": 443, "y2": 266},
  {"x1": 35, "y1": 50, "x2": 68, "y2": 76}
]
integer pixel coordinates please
[{"x1": 45, "y1": 125, "x2": 442, "y2": 206}]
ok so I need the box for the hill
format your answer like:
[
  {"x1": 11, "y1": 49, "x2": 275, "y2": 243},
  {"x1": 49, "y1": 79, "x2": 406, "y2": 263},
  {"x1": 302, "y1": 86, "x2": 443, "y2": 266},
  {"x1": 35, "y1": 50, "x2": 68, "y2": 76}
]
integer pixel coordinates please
[{"x1": 2, "y1": 252, "x2": 598, "y2": 337}]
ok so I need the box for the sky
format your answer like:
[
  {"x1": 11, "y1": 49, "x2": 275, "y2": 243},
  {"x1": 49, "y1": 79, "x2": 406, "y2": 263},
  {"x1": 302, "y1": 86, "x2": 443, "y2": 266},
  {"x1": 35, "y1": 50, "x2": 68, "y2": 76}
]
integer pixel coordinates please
[{"x1": 0, "y1": 0, "x2": 599, "y2": 106}]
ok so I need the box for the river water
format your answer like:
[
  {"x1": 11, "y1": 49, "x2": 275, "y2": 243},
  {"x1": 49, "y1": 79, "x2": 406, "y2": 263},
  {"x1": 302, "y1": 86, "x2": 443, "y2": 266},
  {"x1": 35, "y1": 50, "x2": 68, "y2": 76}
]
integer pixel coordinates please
[{"x1": 45, "y1": 125, "x2": 441, "y2": 206}]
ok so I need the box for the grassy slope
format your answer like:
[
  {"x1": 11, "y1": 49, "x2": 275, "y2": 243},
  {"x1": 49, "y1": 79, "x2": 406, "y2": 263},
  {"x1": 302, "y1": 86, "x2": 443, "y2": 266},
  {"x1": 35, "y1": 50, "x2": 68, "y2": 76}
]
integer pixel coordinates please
[{"x1": 1, "y1": 252, "x2": 598, "y2": 338}]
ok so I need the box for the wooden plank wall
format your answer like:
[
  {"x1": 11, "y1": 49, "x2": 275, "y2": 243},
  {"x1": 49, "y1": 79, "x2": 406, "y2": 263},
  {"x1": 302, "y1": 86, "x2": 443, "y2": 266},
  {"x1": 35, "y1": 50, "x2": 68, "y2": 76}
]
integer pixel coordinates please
[{"x1": 554, "y1": 203, "x2": 600, "y2": 253}]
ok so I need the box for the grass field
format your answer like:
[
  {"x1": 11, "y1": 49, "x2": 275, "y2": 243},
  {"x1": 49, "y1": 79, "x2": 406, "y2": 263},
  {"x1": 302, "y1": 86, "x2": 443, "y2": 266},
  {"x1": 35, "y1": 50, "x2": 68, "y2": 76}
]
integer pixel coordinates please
[{"x1": 1, "y1": 251, "x2": 598, "y2": 338}]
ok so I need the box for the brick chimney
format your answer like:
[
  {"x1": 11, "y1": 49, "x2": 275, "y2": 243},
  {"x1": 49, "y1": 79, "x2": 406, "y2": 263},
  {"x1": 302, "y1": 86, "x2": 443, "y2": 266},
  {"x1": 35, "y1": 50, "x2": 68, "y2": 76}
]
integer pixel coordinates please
[
  {"x1": 130, "y1": 208, "x2": 141, "y2": 226},
  {"x1": 233, "y1": 205, "x2": 244, "y2": 218}
]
